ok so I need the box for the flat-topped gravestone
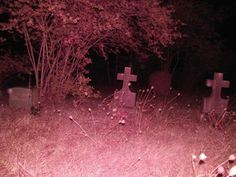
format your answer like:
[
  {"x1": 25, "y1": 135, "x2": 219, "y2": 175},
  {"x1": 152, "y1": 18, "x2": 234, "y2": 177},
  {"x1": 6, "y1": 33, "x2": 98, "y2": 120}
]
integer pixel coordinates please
[
  {"x1": 114, "y1": 67, "x2": 137, "y2": 108},
  {"x1": 7, "y1": 87, "x2": 39, "y2": 110},
  {"x1": 203, "y1": 73, "x2": 230, "y2": 114}
]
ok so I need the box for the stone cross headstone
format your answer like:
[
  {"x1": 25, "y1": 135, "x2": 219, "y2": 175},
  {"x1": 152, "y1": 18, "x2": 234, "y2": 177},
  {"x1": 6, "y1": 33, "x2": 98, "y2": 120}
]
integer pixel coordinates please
[
  {"x1": 203, "y1": 73, "x2": 230, "y2": 114},
  {"x1": 7, "y1": 87, "x2": 39, "y2": 110},
  {"x1": 114, "y1": 67, "x2": 137, "y2": 108}
]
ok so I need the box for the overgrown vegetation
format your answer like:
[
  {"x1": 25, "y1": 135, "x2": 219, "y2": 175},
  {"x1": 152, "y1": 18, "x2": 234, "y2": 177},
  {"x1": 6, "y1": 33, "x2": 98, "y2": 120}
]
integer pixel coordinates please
[
  {"x1": 1, "y1": 93, "x2": 236, "y2": 177},
  {"x1": 0, "y1": 0, "x2": 181, "y2": 103}
]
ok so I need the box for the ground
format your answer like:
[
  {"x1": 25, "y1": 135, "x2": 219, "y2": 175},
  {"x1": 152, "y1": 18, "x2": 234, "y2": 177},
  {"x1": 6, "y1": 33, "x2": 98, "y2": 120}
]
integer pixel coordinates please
[{"x1": 0, "y1": 93, "x2": 236, "y2": 177}]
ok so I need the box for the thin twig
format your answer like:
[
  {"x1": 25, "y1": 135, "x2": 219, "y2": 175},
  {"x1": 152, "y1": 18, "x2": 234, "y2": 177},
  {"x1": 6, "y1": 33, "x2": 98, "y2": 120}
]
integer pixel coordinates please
[
  {"x1": 125, "y1": 148, "x2": 148, "y2": 172},
  {"x1": 208, "y1": 159, "x2": 229, "y2": 177},
  {"x1": 18, "y1": 162, "x2": 34, "y2": 177},
  {"x1": 191, "y1": 159, "x2": 197, "y2": 177},
  {"x1": 69, "y1": 117, "x2": 98, "y2": 145}
]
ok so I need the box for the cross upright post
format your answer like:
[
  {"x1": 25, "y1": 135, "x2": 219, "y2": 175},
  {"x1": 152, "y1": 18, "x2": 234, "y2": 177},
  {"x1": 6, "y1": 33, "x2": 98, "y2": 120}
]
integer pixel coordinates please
[
  {"x1": 203, "y1": 73, "x2": 230, "y2": 114},
  {"x1": 114, "y1": 67, "x2": 137, "y2": 108},
  {"x1": 206, "y1": 73, "x2": 229, "y2": 100},
  {"x1": 117, "y1": 67, "x2": 137, "y2": 92}
]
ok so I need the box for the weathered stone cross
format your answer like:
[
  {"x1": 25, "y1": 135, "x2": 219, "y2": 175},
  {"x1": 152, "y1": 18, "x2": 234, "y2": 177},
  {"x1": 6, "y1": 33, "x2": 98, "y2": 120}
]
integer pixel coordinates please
[
  {"x1": 114, "y1": 67, "x2": 137, "y2": 108},
  {"x1": 117, "y1": 67, "x2": 137, "y2": 92},
  {"x1": 203, "y1": 72, "x2": 230, "y2": 114}
]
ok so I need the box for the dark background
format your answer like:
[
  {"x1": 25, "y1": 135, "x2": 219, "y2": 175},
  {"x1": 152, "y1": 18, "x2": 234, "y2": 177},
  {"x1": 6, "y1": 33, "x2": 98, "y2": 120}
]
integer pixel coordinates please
[
  {"x1": 89, "y1": 0, "x2": 236, "y2": 94},
  {"x1": 0, "y1": 1, "x2": 236, "y2": 95}
]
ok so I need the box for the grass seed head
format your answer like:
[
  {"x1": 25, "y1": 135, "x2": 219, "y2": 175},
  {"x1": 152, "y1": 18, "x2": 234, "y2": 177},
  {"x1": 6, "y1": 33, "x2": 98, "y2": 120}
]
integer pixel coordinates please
[
  {"x1": 229, "y1": 154, "x2": 236, "y2": 162},
  {"x1": 217, "y1": 166, "x2": 225, "y2": 175},
  {"x1": 192, "y1": 154, "x2": 197, "y2": 162},
  {"x1": 69, "y1": 115, "x2": 73, "y2": 120},
  {"x1": 199, "y1": 153, "x2": 207, "y2": 162},
  {"x1": 119, "y1": 119, "x2": 125, "y2": 125}
]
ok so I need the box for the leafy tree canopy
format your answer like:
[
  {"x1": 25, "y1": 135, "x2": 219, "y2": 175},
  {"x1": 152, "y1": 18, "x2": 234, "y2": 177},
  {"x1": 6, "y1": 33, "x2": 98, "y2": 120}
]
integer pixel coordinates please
[
  {"x1": 0, "y1": 0, "x2": 181, "y2": 102},
  {"x1": 1, "y1": 0, "x2": 181, "y2": 59}
]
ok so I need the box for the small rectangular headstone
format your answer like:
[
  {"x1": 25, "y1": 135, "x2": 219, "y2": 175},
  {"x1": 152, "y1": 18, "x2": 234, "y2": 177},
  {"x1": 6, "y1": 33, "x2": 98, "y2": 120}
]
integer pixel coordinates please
[
  {"x1": 7, "y1": 87, "x2": 39, "y2": 110},
  {"x1": 114, "y1": 67, "x2": 137, "y2": 108},
  {"x1": 203, "y1": 73, "x2": 230, "y2": 114}
]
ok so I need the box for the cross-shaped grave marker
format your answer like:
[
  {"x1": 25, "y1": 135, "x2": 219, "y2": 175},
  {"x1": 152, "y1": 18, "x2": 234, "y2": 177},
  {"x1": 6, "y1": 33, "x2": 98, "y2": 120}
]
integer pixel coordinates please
[
  {"x1": 114, "y1": 67, "x2": 137, "y2": 108},
  {"x1": 203, "y1": 72, "x2": 230, "y2": 114}
]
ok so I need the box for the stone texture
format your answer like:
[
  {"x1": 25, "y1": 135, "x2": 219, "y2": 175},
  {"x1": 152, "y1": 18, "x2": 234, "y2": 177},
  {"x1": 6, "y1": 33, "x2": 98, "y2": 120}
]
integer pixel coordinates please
[
  {"x1": 203, "y1": 73, "x2": 230, "y2": 114},
  {"x1": 7, "y1": 87, "x2": 39, "y2": 110},
  {"x1": 114, "y1": 67, "x2": 137, "y2": 108}
]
